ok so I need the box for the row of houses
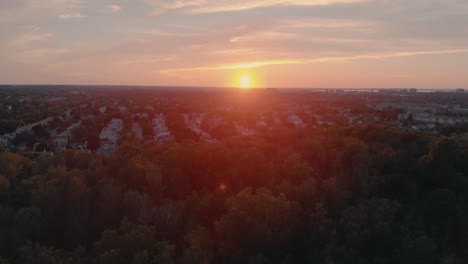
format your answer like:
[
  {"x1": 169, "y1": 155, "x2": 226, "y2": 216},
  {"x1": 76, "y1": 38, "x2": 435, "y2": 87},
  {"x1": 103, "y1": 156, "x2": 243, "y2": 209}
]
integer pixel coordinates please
[
  {"x1": 235, "y1": 123, "x2": 256, "y2": 136},
  {"x1": 434, "y1": 106, "x2": 468, "y2": 116},
  {"x1": 413, "y1": 113, "x2": 468, "y2": 126},
  {"x1": 184, "y1": 113, "x2": 215, "y2": 142},
  {"x1": 152, "y1": 114, "x2": 173, "y2": 143},
  {"x1": 52, "y1": 122, "x2": 82, "y2": 151},
  {"x1": 97, "y1": 119, "x2": 123, "y2": 154},
  {"x1": 0, "y1": 117, "x2": 55, "y2": 149},
  {"x1": 287, "y1": 114, "x2": 306, "y2": 128},
  {"x1": 132, "y1": 122, "x2": 143, "y2": 140}
]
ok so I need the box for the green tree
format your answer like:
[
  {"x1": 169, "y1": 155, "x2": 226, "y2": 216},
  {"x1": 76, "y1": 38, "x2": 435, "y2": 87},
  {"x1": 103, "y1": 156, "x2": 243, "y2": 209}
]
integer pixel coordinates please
[
  {"x1": 94, "y1": 218, "x2": 175, "y2": 263},
  {"x1": 181, "y1": 227, "x2": 214, "y2": 264},
  {"x1": 216, "y1": 188, "x2": 300, "y2": 260}
]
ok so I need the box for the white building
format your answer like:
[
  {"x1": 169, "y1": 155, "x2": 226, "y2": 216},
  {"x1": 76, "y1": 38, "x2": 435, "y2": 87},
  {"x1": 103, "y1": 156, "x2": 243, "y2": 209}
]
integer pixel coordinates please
[
  {"x1": 152, "y1": 114, "x2": 173, "y2": 143},
  {"x1": 184, "y1": 113, "x2": 214, "y2": 142},
  {"x1": 97, "y1": 119, "x2": 123, "y2": 155},
  {"x1": 132, "y1": 122, "x2": 143, "y2": 140},
  {"x1": 99, "y1": 119, "x2": 123, "y2": 143}
]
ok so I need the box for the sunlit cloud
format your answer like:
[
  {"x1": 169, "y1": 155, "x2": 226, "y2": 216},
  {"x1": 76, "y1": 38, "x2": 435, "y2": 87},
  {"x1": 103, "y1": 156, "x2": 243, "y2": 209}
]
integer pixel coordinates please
[
  {"x1": 119, "y1": 57, "x2": 177, "y2": 65},
  {"x1": 188, "y1": 0, "x2": 367, "y2": 13},
  {"x1": 146, "y1": 0, "x2": 366, "y2": 15},
  {"x1": 207, "y1": 49, "x2": 263, "y2": 56},
  {"x1": 106, "y1": 4, "x2": 122, "y2": 13},
  {"x1": 59, "y1": 13, "x2": 85, "y2": 19},
  {"x1": 13, "y1": 33, "x2": 55, "y2": 46},
  {"x1": 12, "y1": 48, "x2": 69, "y2": 64},
  {"x1": 278, "y1": 19, "x2": 369, "y2": 29},
  {"x1": 136, "y1": 29, "x2": 201, "y2": 37},
  {"x1": 230, "y1": 31, "x2": 299, "y2": 43},
  {"x1": 149, "y1": 0, "x2": 206, "y2": 16},
  {"x1": 0, "y1": 0, "x2": 86, "y2": 24},
  {"x1": 161, "y1": 49, "x2": 468, "y2": 73},
  {"x1": 56, "y1": 0, "x2": 87, "y2": 19},
  {"x1": 22, "y1": 49, "x2": 69, "y2": 57}
]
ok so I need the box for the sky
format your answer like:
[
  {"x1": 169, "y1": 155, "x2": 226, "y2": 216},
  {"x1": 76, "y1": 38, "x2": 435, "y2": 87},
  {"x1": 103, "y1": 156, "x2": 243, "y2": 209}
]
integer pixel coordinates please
[{"x1": 0, "y1": 0, "x2": 468, "y2": 89}]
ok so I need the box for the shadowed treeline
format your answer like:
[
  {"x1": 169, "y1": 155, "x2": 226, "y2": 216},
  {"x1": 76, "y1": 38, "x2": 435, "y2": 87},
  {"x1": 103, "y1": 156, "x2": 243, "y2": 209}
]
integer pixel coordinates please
[{"x1": 1, "y1": 124, "x2": 468, "y2": 263}]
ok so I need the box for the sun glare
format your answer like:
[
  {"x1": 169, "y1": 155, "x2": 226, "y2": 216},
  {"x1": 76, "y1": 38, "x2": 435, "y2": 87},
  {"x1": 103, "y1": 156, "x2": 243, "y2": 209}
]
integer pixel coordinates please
[{"x1": 240, "y1": 76, "x2": 251, "y2": 88}]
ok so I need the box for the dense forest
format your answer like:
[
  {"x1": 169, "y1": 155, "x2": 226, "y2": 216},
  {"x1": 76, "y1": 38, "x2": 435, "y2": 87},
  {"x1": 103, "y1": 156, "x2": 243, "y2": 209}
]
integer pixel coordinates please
[{"x1": 1, "y1": 124, "x2": 468, "y2": 264}]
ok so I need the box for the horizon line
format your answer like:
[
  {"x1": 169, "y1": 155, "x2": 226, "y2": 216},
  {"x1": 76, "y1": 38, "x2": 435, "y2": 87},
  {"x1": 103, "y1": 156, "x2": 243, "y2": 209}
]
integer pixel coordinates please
[{"x1": 0, "y1": 84, "x2": 465, "y2": 91}]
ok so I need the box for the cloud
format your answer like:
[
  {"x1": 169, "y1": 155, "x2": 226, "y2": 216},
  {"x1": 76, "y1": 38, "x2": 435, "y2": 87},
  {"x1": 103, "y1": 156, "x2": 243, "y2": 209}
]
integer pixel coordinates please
[
  {"x1": 136, "y1": 29, "x2": 201, "y2": 37},
  {"x1": 2, "y1": 0, "x2": 468, "y2": 88},
  {"x1": 188, "y1": 0, "x2": 367, "y2": 13},
  {"x1": 13, "y1": 33, "x2": 55, "y2": 46},
  {"x1": 148, "y1": 0, "x2": 206, "y2": 16},
  {"x1": 11, "y1": 48, "x2": 69, "y2": 64},
  {"x1": 59, "y1": 13, "x2": 85, "y2": 19},
  {"x1": 147, "y1": 0, "x2": 365, "y2": 15},
  {"x1": 161, "y1": 49, "x2": 468, "y2": 73},
  {"x1": 22, "y1": 48, "x2": 69, "y2": 57},
  {"x1": 119, "y1": 57, "x2": 177, "y2": 65},
  {"x1": 0, "y1": 0, "x2": 86, "y2": 25},
  {"x1": 230, "y1": 31, "x2": 299, "y2": 43},
  {"x1": 278, "y1": 18, "x2": 368, "y2": 29},
  {"x1": 107, "y1": 4, "x2": 122, "y2": 13},
  {"x1": 207, "y1": 49, "x2": 262, "y2": 56}
]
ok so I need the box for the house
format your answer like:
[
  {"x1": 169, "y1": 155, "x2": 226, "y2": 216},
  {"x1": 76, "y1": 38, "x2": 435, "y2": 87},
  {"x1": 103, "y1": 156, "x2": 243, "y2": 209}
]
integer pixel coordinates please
[
  {"x1": 132, "y1": 122, "x2": 143, "y2": 140},
  {"x1": 152, "y1": 114, "x2": 173, "y2": 143},
  {"x1": 184, "y1": 113, "x2": 214, "y2": 142},
  {"x1": 53, "y1": 134, "x2": 69, "y2": 150},
  {"x1": 287, "y1": 115, "x2": 305, "y2": 128},
  {"x1": 96, "y1": 140, "x2": 117, "y2": 155},
  {"x1": 99, "y1": 119, "x2": 123, "y2": 143},
  {"x1": 96, "y1": 119, "x2": 123, "y2": 154}
]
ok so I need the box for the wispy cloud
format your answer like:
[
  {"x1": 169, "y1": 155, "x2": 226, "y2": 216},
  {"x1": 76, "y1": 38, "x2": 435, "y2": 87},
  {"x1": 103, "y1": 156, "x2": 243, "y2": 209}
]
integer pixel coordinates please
[
  {"x1": 278, "y1": 18, "x2": 369, "y2": 29},
  {"x1": 22, "y1": 49, "x2": 69, "y2": 57},
  {"x1": 59, "y1": 13, "x2": 85, "y2": 19},
  {"x1": 0, "y1": 0, "x2": 86, "y2": 24},
  {"x1": 13, "y1": 33, "x2": 55, "y2": 46},
  {"x1": 119, "y1": 57, "x2": 177, "y2": 65},
  {"x1": 136, "y1": 29, "x2": 201, "y2": 37},
  {"x1": 207, "y1": 49, "x2": 263, "y2": 56},
  {"x1": 12, "y1": 48, "x2": 69, "y2": 64},
  {"x1": 188, "y1": 0, "x2": 367, "y2": 13},
  {"x1": 149, "y1": 0, "x2": 206, "y2": 16},
  {"x1": 56, "y1": 0, "x2": 87, "y2": 19},
  {"x1": 230, "y1": 31, "x2": 299, "y2": 43},
  {"x1": 1, "y1": 0, "x2": 468, "y2": 88},
  {"x1": 147, "y1": 0, "x2": 365, "y2": 15},
  {"x1": 161, "y1": 49, "x2": 468, "y2": 73},
  {"x1": 106, "y1": 4, "x2": 122, "y2": 13}
]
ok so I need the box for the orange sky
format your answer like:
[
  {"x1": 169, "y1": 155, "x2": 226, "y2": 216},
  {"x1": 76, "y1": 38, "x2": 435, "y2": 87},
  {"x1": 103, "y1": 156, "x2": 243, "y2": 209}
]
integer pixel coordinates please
[{"x1": 1, "y1": 0, "x2": 468, "y2": 88}]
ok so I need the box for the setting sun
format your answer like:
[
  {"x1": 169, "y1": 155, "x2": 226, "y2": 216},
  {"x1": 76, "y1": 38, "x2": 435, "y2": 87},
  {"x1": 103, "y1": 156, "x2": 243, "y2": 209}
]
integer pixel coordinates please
[{"x1": 240, "y1": 76, "x2": 252, "y2": 88}]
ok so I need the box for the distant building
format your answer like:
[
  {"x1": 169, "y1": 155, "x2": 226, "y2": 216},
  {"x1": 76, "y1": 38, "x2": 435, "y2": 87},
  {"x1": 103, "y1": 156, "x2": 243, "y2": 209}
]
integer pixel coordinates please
[
  {"x1": 434, "y1": 106, "x2": 468, "y2": 116},
  {"x1": 287, "y1": 115, "x2": 306, "y2": 128},
  {"x1": 0, "y1": 137, "x2": 8, "y2": 149},
  {"x1": 152, "y1": 114, "x2": 173, "y2": 143},
  {"x1": 184, "y1": 113, "x2": 214, "y2": 142},
  {"x1": 132, "y1": 122, "x2": 143, "y2": 140},
  {"x1": 99, "y1": 119, "x2": 123, "y2": 143},
  {"x1": 53, "y1": 134, "x2": 69, "y2": 150},
  {"x1": 97, "y1": 119, "x2": 123, "y2": 154},
  {"x1": 456, "y1": 89, "x2": 465, "y2": 93},
  {"x1": 99, "y1": 106, "x2": 107, "y2": 113},
  {"x1": 399, "y1": 89, "x2": 417, "y2": 93},
  {"x1": 96, "y1": 140, "x2": 117, "y2": 155},
  {"x1": 235, "y1": 123, "x2": 256, "y2": 136}
]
